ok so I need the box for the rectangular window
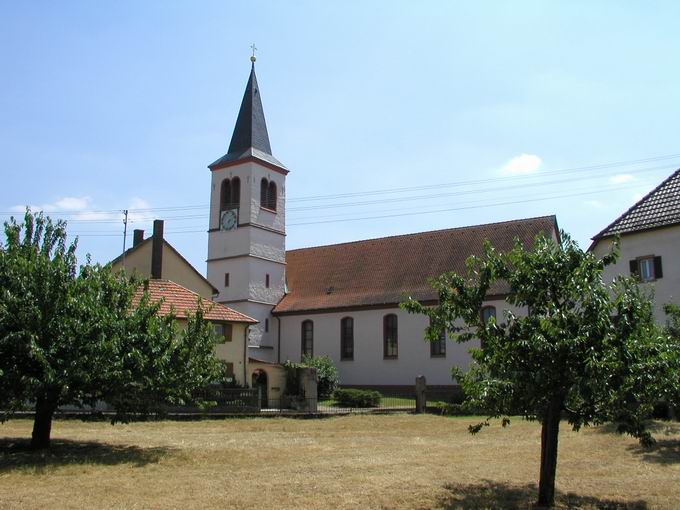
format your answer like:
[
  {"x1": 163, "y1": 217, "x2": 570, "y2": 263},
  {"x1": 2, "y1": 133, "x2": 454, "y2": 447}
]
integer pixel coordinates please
[
  {"x1": 639, "y1": 257, "x2": 654, "y2": 281},
  {"x1": 341, "y1": 317, "x2": 354, "y2": 360},
  {"x1": 383, "y1": 314, "x2": 398, "y2": 359},
  {"x1": 265, "y1": 318, "x2": 269, "y2": 333},
  {"x1": 632, "y1": 256, "x2": 663, "y2": 282},
  {"x1": 430, "y1": 330, "x2": 446, "y2": 357},
  {"x1": 213, "y1": 324, "x2": 224, "y2": 342},
  {"x1": 214, "y1": 323, "x2": 233, "y2": 343},
  {"x1": 265, "y1": 274, "x2": 270, "y2": 288},
  {"x1": 224, "y1": 273, "x2": 230, "y2": 287},
  {"x1": 225, "y1": 362, "x2": 234, "y2": 376}
]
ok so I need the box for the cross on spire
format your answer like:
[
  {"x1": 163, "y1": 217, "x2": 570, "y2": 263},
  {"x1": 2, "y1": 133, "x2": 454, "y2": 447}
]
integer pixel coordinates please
[{"x1": 250, "y1": 44, "x2": 257, "y2": 63}]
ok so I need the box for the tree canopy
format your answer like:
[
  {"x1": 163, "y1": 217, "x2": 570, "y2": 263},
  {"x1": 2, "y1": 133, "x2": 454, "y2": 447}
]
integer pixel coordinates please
[
  {"x1": 403, "y1": 231, "x2": 677, "y2": 507},
  {"x1": 0, "y1": 211, "x2": 225, "y2": 449}
]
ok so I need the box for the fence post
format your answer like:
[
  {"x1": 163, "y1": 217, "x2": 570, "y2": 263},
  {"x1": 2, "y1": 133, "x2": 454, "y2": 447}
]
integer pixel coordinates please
[
  {"x1": 257, "y1": 387, "x2": 262, "y2": 411},
  {"x1": 300, "y1": 367, "x2": 318, "y2": 413},
  {"x1": 415, "y1": 375, "x2": 427, "y2": 413}
]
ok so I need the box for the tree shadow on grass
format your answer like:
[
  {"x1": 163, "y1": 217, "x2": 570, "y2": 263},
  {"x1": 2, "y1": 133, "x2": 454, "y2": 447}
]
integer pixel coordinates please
[
  {"x1": 436, "y1": 480, "x2": 648, "y2": 510},
  {"x1": 0, "y1": 437, "x2": 173, "y2": 473},
  {"x1": 593, "y1": 421, "x2": 680, "y2": 465},
  {"x1": 626, "y1": 438, "x2": 680, "y2": 465},
  {"x1": 595, "y1": 421, "x2": 680, "y2": 436}
]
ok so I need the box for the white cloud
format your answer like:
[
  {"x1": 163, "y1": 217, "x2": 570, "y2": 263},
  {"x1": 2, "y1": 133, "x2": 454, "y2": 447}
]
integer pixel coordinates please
[
  {"x1": 500, "y1": 154, "x2": 542, "y2": 175},
  {"x1": 10, "y1": 196, "x2": 92, "y2": 213},
  {"x1": 128, "y1": 197, "x2": 154, "y2": 224},
  {"x1": 54, "y1": 196, "x2": 92, "y2": 211},
  {"x1": 585, "y1": 199, "x2": 606, "y2": 209},
  {"x1": 610, "y1": 174, "x2": 635, "y2": 184},
  {"x1": 10, "y1": 196, "x2": 153, "y2": 223}
]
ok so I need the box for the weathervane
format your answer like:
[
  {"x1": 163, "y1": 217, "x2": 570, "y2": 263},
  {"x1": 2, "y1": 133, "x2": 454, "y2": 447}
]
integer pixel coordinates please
[{"x1": 250, "y1": 44, "x2": 257, "y2": 63}]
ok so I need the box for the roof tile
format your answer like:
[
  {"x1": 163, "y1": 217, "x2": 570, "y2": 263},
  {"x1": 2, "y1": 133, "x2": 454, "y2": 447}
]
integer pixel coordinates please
[
  {"x1": 274, "y1": 216, "x2": 557, "y2": 314},
  {"x1": 593, "y1": 168, "x2": 680, "y2": 239},
  {"x1": 134, "y1": 279, "x2": 257, "y2": 323}
]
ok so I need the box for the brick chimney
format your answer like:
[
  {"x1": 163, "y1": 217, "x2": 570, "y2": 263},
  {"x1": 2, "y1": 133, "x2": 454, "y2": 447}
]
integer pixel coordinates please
[
  {"x1": 151, "y1": 220, "x2": 164, "y2": 279},
  {"x1": 133, "y1": 229, "x2": 144, "y2": 247}
]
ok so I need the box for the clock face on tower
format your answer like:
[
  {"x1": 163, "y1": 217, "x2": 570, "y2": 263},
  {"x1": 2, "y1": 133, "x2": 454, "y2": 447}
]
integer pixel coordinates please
[{"x1": 220, "y1": 209, "x2": 238, "y2": 231}]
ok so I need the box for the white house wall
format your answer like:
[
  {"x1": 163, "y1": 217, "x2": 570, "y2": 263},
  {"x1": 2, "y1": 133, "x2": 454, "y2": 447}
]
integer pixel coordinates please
[
  {"x1": 591, "y1": 225, "x2": 680, "y2": 323},
  {"x1": 278, "y1": 299, "x2": 521, "y2": 387},
  {"x1": 213, "y1": 322, "x2": 250, "y2": 386}
]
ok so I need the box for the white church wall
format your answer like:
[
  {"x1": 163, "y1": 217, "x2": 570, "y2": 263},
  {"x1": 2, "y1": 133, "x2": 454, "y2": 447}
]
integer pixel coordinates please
[
  {"x1": 248, "y1": 164, "x2": 286, "y2": 232},
  {"x1": 277, "y1": 298, "x2": 522, "y2": 387},
  {"x1": 591, "y1": 225, "x2": 680, "y2": 324},
  {"x1": 207, "y1": 257, "x2": 251, "y2": 303},
  {"x1": 208, "y1": 229, "x2": 251, "y2": 261},
  {"x1": 214, "y1": 300, "x2": 276, "y2": 362},
  {"x1": 249, "y1": 227, "x2": 286, "y2": 261},
  {"x1": 208, "y1": 228, "x2": 285, "y2": 267},
  {"x1": 247, "y1": 256, "x2": 286, "y2": 304}
]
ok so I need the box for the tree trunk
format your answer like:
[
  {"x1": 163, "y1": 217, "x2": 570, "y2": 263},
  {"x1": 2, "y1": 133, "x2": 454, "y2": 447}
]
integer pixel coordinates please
[
  {"x1": 30, "y1": 394, "x2": 57, "y2": 449},
  {"x1": 537, "y1": 397, "x2": 562, "y2": 507}
]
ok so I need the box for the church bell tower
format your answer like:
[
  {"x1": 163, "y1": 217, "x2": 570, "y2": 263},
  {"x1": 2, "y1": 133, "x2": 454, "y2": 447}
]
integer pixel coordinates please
[{"x1": 207, "y1": 57, "x2": 287, "y2": 361}]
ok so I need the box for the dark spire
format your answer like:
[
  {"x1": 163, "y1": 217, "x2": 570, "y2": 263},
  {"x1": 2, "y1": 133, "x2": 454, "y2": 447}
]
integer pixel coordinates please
[
  {"x1": 227, "y1": 63, "x2": 272, "y2": 155},
  {"x1": 209, "y1": 60, "x2": 287, "y2": 171}
]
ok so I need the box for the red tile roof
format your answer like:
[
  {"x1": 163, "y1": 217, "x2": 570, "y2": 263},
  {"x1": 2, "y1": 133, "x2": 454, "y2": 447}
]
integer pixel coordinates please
[
  {"x1": 592, "y1": 167, "x2": 680, "y2": 241},
  {"x1": 135, "y1": 279, "x2": 257, "y2": 323},
  {"x1": 273, "y1": 216, "x2": 558, "y2": 315}
]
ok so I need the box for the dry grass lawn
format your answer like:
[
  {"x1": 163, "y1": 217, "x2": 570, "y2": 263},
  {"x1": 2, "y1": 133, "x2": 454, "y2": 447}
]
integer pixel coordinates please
[{"x1": 0, "y1": 415, "x2": 679, "y2": 509}]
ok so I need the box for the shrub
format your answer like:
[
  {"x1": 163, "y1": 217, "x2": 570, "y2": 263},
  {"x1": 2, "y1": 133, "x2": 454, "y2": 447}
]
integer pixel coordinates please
[
  {"x1": 333, "y1": 388, "x2": 381, "y2": 408},
  {"x1": 301, "y1": 355, "x2": 340, "y2": 399},
  {"x1": 283, "y1": 360, "x2": 302, "y2": 396}
]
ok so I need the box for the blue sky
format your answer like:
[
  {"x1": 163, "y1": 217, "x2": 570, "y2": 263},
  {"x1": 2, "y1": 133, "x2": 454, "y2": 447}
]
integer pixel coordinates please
[{"x1": 2, "y1": 1, "x2": 680, "y2": 272}]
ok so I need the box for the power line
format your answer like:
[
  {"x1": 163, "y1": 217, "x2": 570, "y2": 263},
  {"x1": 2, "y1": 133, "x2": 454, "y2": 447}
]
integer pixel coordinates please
[
  {"x1": 2, "y1": 161, "x2": 674, "y2": 223},
  {"x1": 2, "y1": 152, "x2": 679, "y2": 216},
  {"x1": 286, "y1": 152, "x2": 680, "y2": 203},
  {"x1": 66, "y1": 180, "x2": 648, "y2": 236},
  {"x1": 286, "y1": 164, "x2": 672, "y2": 212}
]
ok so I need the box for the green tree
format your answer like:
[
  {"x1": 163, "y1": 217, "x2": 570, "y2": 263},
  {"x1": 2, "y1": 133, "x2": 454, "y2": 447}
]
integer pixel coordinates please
[
  {"x1": 301, "y1": 354, "x2": 340, "y2": 399},
  {"x1": 403, "y1": 232, "x2": 674, "y2": 507},
  {"x1": 661, "y1": 304, "x2": 680, "y2": 416},
  {"x1": 0, "y1": 211, "x2": 224, "y2": 449}
]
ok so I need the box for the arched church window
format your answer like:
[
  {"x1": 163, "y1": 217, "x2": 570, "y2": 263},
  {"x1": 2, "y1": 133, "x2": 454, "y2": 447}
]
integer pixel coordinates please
[
  {"x1": 259, "y1": 178, "x2": 278, "y2": 211},
  {"x1": 260, "y1": 178, "x2": 269, "y2": 208},
  {"x1": 231, "y1": 177, "x2": 240, "y2": 208},
  {"x1": 340, "y1": 317, "x2": 354, "y2": 361},
  {"x1": 480, "y1": 305, "x2": 497, "y2": 351},
  {"x1": 220, "y1": 178, "x2": 241, "y2": 212},
  {"x1": 220, "y1": 179, "x2": 231, "y2": 211},
  {"x1": 267, "y1": 181, "x2": 277, "y2": 211},
  {"x1": 301, "y1": 320, "x2": 314, "y2": 358},
  {"x1": 383, "y1": 314, "x2": 398, "y2": 359}
]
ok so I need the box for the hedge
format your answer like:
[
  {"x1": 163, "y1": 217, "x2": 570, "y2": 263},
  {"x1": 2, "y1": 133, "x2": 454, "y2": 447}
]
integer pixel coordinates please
[{"x1": 333, "y1": 388, "x2": 381, "y2": 408}]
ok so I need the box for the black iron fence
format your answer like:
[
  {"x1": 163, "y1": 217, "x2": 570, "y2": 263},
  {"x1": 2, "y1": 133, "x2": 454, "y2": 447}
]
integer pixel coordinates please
[
  {"x1": 44, "y1": 385, "x2": 447, "y2": 417},
  {"x1": 162, "y1": 388, "x2": 261, "y2": 414},
  {"x1": 162, "y1": 389, "x2": 417, "y2": 415}
]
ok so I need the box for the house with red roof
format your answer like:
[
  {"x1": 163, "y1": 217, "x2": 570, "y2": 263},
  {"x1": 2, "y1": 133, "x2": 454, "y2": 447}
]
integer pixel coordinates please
[
  {"x1": 590, "y1": 168, "x2": 680, "y2": 323},
  {"x1": 110, "y1": 221, "x2": 286, "y2": 401}
]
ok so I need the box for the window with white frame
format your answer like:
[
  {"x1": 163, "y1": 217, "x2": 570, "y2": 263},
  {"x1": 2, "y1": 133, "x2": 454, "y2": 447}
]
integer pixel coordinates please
[
  {"x1": 639, "y1": 257, "x2": 655, "y2": 282},
  {"x1": 630, "y1": 256, "x2": 663, "y2": 282}
]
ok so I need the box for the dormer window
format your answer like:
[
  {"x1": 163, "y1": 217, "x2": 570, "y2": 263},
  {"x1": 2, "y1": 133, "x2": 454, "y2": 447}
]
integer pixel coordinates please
[{"x1": 260, "y1": 178, "x2": 277, "y2": 211}]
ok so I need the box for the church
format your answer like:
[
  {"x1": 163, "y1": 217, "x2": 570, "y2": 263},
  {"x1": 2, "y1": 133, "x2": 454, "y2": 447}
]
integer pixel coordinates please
[{"x1": 206, "y1": 59, "x2": 559, "y2": 391}]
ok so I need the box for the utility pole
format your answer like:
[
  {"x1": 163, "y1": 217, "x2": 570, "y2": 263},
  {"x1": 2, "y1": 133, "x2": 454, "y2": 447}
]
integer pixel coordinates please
[{"x1": 121, "y1": 209, "x2": 129, "y2": 268}]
